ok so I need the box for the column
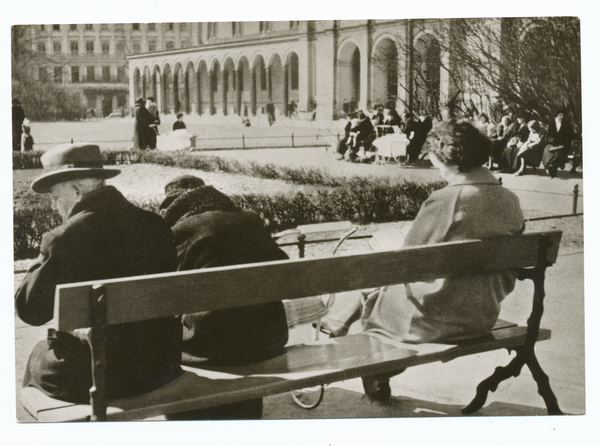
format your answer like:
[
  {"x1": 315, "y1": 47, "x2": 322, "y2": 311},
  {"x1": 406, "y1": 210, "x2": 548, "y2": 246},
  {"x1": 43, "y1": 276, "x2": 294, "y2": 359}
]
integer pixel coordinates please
[
  {"x1": 184, "y1": 71, "x2": 190, "y2": 113},
  {"x1": 196, "y1": 70, "x2": 201, "y2": 116},
  {"x1": 236, "y1": 69, "x2": 242, "y2": 115},
  {"x1": 283, "y1": 66, "x2": 289, "y2": 116},
  {"x1": 251, "y1": 69, "x2": 257, "y2": 116}
]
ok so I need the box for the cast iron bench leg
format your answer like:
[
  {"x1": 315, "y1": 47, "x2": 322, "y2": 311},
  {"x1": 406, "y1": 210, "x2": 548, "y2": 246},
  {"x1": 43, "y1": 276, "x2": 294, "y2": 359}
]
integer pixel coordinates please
[{"x1": 462, "y1": 347, "x2": 563, "y2": 415}]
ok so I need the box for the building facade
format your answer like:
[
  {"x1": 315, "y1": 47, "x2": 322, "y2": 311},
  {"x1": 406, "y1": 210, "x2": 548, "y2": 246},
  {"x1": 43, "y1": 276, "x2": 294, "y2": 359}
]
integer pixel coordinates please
[
  {"x1": 17, "y1": 23, "x2": 200, "y2": 117},
  {"x1": 127, "y1": 20, "x2": 468, "y2": 123}
]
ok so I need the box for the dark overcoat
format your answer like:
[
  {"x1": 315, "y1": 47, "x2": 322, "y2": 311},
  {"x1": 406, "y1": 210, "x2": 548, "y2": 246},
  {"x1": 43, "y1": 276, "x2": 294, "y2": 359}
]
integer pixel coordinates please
[
  {"x1": 166, "y1": 188, "x2": 289, "y2": 366},
  {"x1": 16, "y1": 186, "x2": 182, "y2": 403}
]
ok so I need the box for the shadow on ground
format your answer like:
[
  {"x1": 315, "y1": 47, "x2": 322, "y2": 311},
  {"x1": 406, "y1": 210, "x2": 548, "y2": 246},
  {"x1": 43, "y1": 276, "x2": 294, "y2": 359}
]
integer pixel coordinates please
[{"x1": 263, "y1": 387, "x2": 551, "y2": 419}]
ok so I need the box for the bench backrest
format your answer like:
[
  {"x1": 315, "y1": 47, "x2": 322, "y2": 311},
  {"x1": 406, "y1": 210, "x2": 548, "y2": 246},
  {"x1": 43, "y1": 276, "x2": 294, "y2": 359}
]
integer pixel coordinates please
[{"x1": 53, "y1": 231, "x2": 562, "y2": 332}]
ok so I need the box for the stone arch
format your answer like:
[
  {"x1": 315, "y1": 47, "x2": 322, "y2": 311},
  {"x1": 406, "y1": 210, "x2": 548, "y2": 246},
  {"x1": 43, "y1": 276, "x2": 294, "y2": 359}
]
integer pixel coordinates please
[
  {"x1": 133, "y1": 67, "x2": 142, "y2": 100},
  {"x1": 237, "y1": 56, "x2": 252, "y2": 117},
  {"x1": 251, "y1": 54, "x2": 268, "y2": 116},
  {"x1": 222, "y1": 57, "x2": 236, "y2": 115},
  {"x1": 184, "y1": 61, "x2": 196, "y2": 114},
  {"x1": 197, "y1": 59, "x2": 209, "y2": 115},
  {"x1": 284, "y1": 51, "x2": 299, "y2": 115},
  {"x1": 371, "y1": 36, "x2": 399, "y2": 109},
  {"x1": 162, "y1": 63, "x2": 173, "y2": 114},
  {"x1": 337, "y1": 40, "x2": 361, "y2": 116},
  {"x1": 209, "y1": 60, "x2": 221, "y2": 115},
  {"x1": 413, "y1": 32, "x2": 441, "y2": 116},
  {"x1": 173, "y1": 62, "x2": 184, "y2": 114},
  {"x1": 151, "y1": 65, "x2": 162, "y2": 112},
  {"x1": 268, "y1": 53, "x2": 284, "y2": 115},
  {"x1": 142, "y1": 66, "x2": 152, "y2": 100}
]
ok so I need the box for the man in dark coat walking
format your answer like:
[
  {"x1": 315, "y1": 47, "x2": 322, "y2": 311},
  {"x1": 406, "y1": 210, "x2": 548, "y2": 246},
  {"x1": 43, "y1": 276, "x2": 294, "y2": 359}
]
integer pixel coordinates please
[
  {"x1": 12, "y1": 98, "x2": 25, "y2": 151},
  {"x1": 160, "y1": 175, "x2": 289, "y2": 420},
  {"x1": 16, "y1": 143, "x2": 182, "y2": 404},
  {"x1": 133, "y1": 97, "x2": 153, "y2": 150}
]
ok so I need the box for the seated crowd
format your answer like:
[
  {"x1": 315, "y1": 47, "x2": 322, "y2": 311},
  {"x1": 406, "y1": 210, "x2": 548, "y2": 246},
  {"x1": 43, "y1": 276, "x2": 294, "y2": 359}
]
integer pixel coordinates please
[
  {"x1": 335, "y1": 104, "x2": 433, "y2": 165},
  {"x1": 335, "y1": 102, "x2": 580, "y2": 178},
  {"x1": 475, "y1": 108, "x2": 580, "y2": 178}
]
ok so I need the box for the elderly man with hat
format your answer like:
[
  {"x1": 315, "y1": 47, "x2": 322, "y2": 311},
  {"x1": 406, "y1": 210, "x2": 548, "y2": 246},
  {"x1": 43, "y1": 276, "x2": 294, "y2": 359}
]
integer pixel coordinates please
[
  {"x1": 160, "y1": 175, "x2": 289, "y2": 420},
  {"x1": 15, "y1": 143, "x2": 182, "y2": 404}
]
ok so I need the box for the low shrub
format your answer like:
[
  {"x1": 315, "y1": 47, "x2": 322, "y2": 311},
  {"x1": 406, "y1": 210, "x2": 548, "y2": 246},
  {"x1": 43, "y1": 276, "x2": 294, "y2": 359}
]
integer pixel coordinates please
[
  {"x1": 14, "y1": 150, "x2": 344, "y2": 187},
  {"x1": 13, "y1": 178, "x2": 444, "y2": 260}
]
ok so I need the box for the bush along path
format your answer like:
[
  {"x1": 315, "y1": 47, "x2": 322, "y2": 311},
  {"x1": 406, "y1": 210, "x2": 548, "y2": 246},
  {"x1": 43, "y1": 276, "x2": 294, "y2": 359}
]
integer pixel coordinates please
[
  {"x1": 13, "y1": 172, "x2": 444, "y2": 260},
  {"x1": 15, "y1": 150, "x2": 379, "y2": 188}
]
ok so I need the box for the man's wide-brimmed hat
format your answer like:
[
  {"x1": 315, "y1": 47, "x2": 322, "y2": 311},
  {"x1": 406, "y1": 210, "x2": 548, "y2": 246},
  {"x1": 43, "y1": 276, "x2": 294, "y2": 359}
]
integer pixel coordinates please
[
  {"x1": 31, "y1": 143, "x2": 121, "y2": 193},
  {"x1": 159, "y1": 175, "x2": 206, "y2": 210}
]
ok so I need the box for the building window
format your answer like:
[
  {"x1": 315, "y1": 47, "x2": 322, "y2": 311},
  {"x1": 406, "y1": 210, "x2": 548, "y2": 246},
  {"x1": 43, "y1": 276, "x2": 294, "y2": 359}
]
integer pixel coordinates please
[
  {"x1": 259, "y1": 21, "x2": 271, "y2": 33},
  {"x1": 101, "y1": 40, "x2": 110, "y2": 54},
  {"x1": 39, "y1": 67, "x2": 48, "y2": 82},
  {"x1": 179, "y1": 23, "x2": 187, "y2": 31},
  {"x1": 167, "y1": 23, "x2": 174, "y2": 31},
  {"x1": 132, "y1": 41, "x2": 141, "y2": 53},
  {"x1": 53, "y1": 41, "x2": 61, "y2": 54},
  {"x1": 132, "y1": 23, "x2": 140, "y2": 31},
  {"x1": 207, "y1": 22, "x2": 217, "y2": 39},
  {"x1": 289, "y1": 21, "x2": 299, "y2": 29},
  {"x1": 148, "y1": 40, "x2": 156, "y2": 51},
  {"x1": 71, "y1": 66, "x2": 79, "y2": 83},
  {"x1": 232, "y1": 22, "x2": 242, "y2": 36},
  {"x1": 37, "y1": 42, "x2": 46, "y2": 54},
  {"x1": 116, "y1": 40, "x2": 125, "y2": 54},
  {"x1": 70, "y1": 41, "x2": 79, "y2": 55},
  {"x1": 86, "y1": 40, "x2": 94, "y2": 55},
  {"x1": 85, "y1": 24, "x2": 93, "y2": 31},
  {"x1": 53, "y1": 24, "x2": 60, "y2": 31},
  {"x1": 102, "y1": 66, "x2": 110, "y2": 82},
  {"x1": 165, "y1": 41, "x2": 174, "y2": 50},
  {"x1": 70, "y1": 24, "x2": 77, "y2": 31},
  {"x1": 87, "y1": 66, "x2": 95, "y2": 82},
  {"x1": 181, "y1": 40, "x2": 190, "y2": 48},
  {"x1": 40, "y1": 25, "x2": 45, "y2": 31},
  {"x1": 54, "y1": 67, "x2": 62, "y2": 83},
  {"x1": 101, "y1": 23, "x2": 109, "y2": 31},
  {"x1": 117, "y1": 66, "x2": 126, "y2": 82},
  {"x1": 148, "y1": 23, "x2": 156, "y2": 31},
  {"x1": 115, "y1": 23, "x2": 124, "y2": 31}
]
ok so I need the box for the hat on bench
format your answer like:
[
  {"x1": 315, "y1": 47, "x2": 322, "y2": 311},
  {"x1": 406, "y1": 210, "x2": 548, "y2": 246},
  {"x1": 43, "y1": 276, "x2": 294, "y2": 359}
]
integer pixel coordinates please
[{"x1": 31, "y1": 143, "x2": 121, "y2": 193}]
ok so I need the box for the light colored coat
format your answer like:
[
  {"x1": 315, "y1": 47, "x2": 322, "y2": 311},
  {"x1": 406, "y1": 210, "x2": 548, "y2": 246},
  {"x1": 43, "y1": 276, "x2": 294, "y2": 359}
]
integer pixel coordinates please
[{"x1": 362, "y1": 168, "x2": 525, "y2": 343}]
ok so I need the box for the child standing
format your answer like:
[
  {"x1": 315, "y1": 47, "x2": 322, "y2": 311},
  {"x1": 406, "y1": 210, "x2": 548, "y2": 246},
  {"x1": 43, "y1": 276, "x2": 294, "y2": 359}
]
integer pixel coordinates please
[{"x1": 20, "y1": 125, "x2": 34, "y2": 151}]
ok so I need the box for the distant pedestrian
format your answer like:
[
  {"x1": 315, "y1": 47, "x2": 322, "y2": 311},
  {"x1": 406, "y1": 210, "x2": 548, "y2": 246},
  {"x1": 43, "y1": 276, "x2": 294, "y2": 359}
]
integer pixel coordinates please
[
  {"x1": 173, "y1": 112, "x2": 186, "y2": 131},
  {"x1": 133, "y1": 98, "x2": 153, "y2": 150},
  {"x1": 20, "y1": 125, "x2": 34, "y2": 152},
  {"x1": 12, "y1": 99, "x2": 25, "y2": 151},
  {"x1": 266, "y1": 102, "x2": 275, "y2": 126},
  {"x1": 146, "y1": 97, "x2": 160, "y2": 149}
]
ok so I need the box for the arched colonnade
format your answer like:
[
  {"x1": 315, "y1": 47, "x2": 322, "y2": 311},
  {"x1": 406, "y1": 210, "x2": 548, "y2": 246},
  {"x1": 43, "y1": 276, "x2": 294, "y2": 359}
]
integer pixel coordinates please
[{"x1": 132, "y1": 50, "x2": 300, "y2": 117}]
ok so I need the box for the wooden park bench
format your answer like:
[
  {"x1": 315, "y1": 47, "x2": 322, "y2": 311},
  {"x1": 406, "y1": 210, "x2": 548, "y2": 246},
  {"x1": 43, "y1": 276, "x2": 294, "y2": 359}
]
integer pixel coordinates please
[{"x1": 20, "y1": 230, "x2": 563, "y2": 422}]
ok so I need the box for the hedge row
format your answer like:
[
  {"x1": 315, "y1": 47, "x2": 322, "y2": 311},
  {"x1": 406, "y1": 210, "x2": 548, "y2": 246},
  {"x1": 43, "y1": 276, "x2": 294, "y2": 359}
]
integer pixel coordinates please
[
  {"x1": 13, "y1": 178, "x2": 444, "y2": 260},
  {"x1": 14, "y1": 150, "x2": 347, "y2": 187}
]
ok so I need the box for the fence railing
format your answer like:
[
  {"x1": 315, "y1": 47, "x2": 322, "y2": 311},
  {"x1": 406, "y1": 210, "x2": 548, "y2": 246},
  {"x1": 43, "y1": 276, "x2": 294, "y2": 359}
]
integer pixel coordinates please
[{"x1": 31, "y1": 132, "x2": 339, "y2": 150}]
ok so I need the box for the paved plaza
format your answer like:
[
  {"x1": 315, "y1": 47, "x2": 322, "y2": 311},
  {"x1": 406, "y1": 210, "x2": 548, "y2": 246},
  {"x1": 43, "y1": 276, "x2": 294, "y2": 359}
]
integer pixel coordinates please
[{"x1": 12, "y1": 120, "x2": 586, "y2": 423}]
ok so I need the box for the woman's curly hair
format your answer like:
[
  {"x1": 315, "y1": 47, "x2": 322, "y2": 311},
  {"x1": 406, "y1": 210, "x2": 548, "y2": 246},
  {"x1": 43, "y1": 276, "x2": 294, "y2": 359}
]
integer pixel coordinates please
[{"x1": 424, "y1": 119, "x2": 491, "y2": 171}]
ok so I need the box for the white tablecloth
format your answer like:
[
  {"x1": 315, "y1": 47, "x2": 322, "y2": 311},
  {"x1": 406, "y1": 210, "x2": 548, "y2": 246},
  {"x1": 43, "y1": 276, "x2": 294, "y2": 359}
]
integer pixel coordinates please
[{"x1": 373, "y1": 134, "x2": 409, "y2": 158}]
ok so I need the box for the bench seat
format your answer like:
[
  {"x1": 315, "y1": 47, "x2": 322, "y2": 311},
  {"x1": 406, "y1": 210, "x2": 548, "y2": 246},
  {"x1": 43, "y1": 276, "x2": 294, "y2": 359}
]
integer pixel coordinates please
[{"x1": 21, "y1": 322, "x2": 549, "y2": 422}]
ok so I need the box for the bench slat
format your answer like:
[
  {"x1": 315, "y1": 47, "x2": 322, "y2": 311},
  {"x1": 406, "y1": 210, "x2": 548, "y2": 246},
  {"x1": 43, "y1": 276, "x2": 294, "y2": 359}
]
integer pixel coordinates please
[
  {"x1": 22, "y1": 326, "x2": 551, "y2": 422},
  {"x1": 54, "y1": 231, "x2": 561, "y2": 331}
]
